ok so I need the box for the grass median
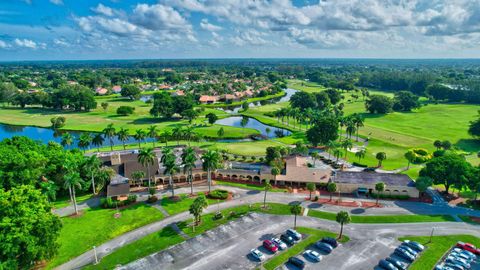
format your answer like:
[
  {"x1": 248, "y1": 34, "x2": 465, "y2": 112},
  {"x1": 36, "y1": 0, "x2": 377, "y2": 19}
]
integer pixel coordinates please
[
  {"x1": 215, "y1": 180, "x2": 288, "y2": 193},
  {"x1": 262, "y1": 227, "x2": 350, "y2": 270},
  {"x1": 398, "y1": 235, "x2": 480, "y2": 270},
  {"x1": 308, "y1": 209, "x2": 456, "y2": 223},
  {"x1": 160, "y1": 193, "x2": 227, "y2": 216}
]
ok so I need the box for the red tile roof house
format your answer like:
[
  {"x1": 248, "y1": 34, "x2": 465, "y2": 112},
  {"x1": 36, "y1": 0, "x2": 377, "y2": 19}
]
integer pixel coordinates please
[
  {"x1": 172, "y1": 90, "x2": 185, "y2": 96},
  {"x1": 223, "y1": 94, "x2": 237, "y2": 101},
  {"x1": 199, "y1": 95, "x2": 219, "y2": 104},
  {"x1": 112, "y1": 85, "x2": 122, "y2": 94},
  {"x1": 95, "y1": 87, "x2": 108, "y2": 95}
]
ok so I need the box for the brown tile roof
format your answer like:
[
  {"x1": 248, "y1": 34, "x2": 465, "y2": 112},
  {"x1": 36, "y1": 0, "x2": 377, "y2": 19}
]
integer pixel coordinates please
[
  {"x1": 107, "y1": 183, "x2": 130, "y2": 197},
  {"x1": 276, "y1": 156, "x2": 331, "y2": 183}
]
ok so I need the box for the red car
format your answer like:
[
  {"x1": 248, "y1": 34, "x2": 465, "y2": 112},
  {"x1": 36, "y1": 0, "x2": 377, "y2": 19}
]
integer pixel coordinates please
[
  {"x1": 263, "y1": 239, "x2": 278, "y2": 253},
  {"x1": 456, "y1": 242, "x2": 480, "y2": 255}
]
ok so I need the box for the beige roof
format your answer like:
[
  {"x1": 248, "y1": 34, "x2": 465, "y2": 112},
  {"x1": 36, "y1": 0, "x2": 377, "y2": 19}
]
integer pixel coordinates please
[
  {"x1": 276, "y1": 156, "x2": 331, "y2": 183},
  {"x1": 107, "y1": 183, "x2": 130, "y2": 197},
  {"x1": 199, "y1": 95, "x2": 218, "y2": 102}
]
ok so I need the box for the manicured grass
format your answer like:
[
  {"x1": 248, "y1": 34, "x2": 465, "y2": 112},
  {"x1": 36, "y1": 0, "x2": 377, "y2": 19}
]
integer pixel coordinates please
[
  {"x1": 160, "y1": 193, "x2": 226, "y2": 216},
  {"x1": 458, "y1": 215, "x2": 480, "y2": 224},
  {"x1": 82, "y1": 226, "x2": 183, "y2": 270},
  {"x1": 215, "y1": 180, "x2": 288, "y2": 193},
  {"x1": 263, "y1": 227, "x2": 349, "y2": 270},
  {"x1": 201, "y1": 91, "x2": 286, "y2": 108},
  {"x1": 398, "y1": 235, "x2": 480, "y2": 270},
  {"x1": 308, "y1": 209, "x2": 456, "y2": 223},
  {"x1": 52, "y1": 193, "x2": 93, "y2": 209},
  {"x1": 46, "y1": 203, "x2": 164, "y2": 269}
]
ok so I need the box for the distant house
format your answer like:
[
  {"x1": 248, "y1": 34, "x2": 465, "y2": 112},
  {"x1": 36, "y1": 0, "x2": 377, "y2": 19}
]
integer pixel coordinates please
[
  {"x1": 223, "y1": 94, "x2": 236, "y2": 101},
  {"x1": 172, "y1": 90, "x2": 185, "y2": 96},
  {"x1": 199, "y1": 95, "x2": 219, "y2": 104},
  {"x1": 28, "y1": 81, "x2": 37, "y2": 87},
  {"x1": 95, "y1": 87, "x2": 108, "y2": 95},
  {"x1": 112, "y1": 85, "x2": 122, "y2": 94},
  {"x1": 159, "y1": 84, "x2": 171, "y2": 90},
  {"x1": 67, "y1": 81, "x2": 78, "y2": 85},
  {"x1": 244, "y1": 90, "x2": 254, "y2": 97},
  {"x1": 234, "y1": 92, "x2": 245, "y2": 98}
]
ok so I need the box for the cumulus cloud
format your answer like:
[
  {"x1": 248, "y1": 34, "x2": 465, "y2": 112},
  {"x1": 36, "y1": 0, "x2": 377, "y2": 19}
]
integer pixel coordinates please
[
  {"x1": 91, "y1": 4, "x2": 115, "y2": 17},
  {"x1": 14, "y1": 38, "x2": 45, "y2": 49},
  {"x1": 200, "y1": 19, "x2": 222, "y2": 32},
  {"x1": 0, "y1": 40, "x2": 8, "y2": 49},
  {"x1": 131, "y1": 4, "x2": 191, "y2": 30},
  {"x1": 230, "y1": 30, "x2": 268, "y2": 46}
]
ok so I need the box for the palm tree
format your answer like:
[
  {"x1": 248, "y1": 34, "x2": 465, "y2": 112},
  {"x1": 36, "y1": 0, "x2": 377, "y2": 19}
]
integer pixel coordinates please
[
  {"x1": 84, "y1": 155, "x2": 101, "y2": 194},
  {"x1": 134, "y1": 129, "x2": 146, "y2": 148},
  {"x1": 263, "y1": 179, "x2": 272, "y2": 208},
  {"x1": 271, "y1": 166, "x2": 280, "y2": 185},
  {"x1": 327, "y1": 182, "x2": 337, "y2": 201},
  {"x1": 326, "y1": 140, "x2": 337, "y2": 160},
  {"x1": 306, "y1": 182, "x2": 316, "y2": 200},
  {"x1": 375, "y1": 182, "x2": 385, "y2": 206},
  {"x1": 77, "y1": 132, "x2": 92, "y2": 153},
  {"x1": 162, "y1": 148, "x2": 179, "y2": 197},
  {"x1": 345, "y1": 121, "x2": 356, "y2": 140},
  {"x1": 189, "y1": 195, "x2": 208, "y2": 232},
  {"x1": 183, "y1": 126, "x2": 195, "y2": 146},
  {"x1": 353, "y1": 114, "x2": 364, "y2": 142},
  {"x1": 61, "y1": 132, "x2": 73, "y2": 148},
  {"x1": 64, "y1": 170, "x2": 84, "y2": 215},
  {"x1": 172, "y1": 126, "x2": 184, "y2": 146},
  {"x1": 160, "y1": 130, "x2": 171, "y2": 147},
  {"x1": 138, "y1": 148, "x2": 156, "y2": 187},
  {"x1": 375, "y1": 152, "x2": 387, "y2": 167},
  {"x1": 311, "y1": 152, "x2": 319, "y2": 167},
  {"x1": 355, "y1": 149, "x2": 366, "y2": 162},
  {"x1": 147, "y1": 125, "x2": 159, "y2": 148},
  {"x1": 333, "y1": 148, "x2": 343, "y2": 163},
  {"x1": 91, "y1": 133, "x2": 105, "y2": 152},
  {"x1": 336, "y1": 211, "x2": 351, "y2": 239},
  {"x1": 103, "y1": 123, "x2": 116, "y2": 151},
  {"x1": 290, "y1": 203, "x2": 302, "y2": 229},
  {"x1": 117, "y1": 127, "x2": 129, "y2": 150},
  {"x1": 202, "y1": 150, "x2": 221, "y2": 192},
  {"x1": 181, "y1": 147, "x2": 197, "y2": 195},
  {"x1": 404, "y1": 150, "x2": 416, "y2": 169}
]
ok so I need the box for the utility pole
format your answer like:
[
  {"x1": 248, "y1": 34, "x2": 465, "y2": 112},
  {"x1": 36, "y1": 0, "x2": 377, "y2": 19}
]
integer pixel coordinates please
[
  {"x1": 93, "y1": 246, "x2": 98, "y2": 264},
  {"x1": 429, "y1": 227, "x2": 435, "y2": 243}
]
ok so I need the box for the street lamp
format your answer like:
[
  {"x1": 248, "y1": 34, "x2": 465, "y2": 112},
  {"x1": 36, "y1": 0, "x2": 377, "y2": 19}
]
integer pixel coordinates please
[{"x1": 93, "y1": 246, "x2": 98, "y2": 264}]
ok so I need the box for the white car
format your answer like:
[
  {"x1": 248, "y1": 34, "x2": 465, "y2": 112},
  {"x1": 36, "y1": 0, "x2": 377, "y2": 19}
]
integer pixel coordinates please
[
  {"x1": 453, "y1": 248, "x2": 476, "y2": 260},
  {"x1": 272, "y1": 237, "x2": 287, "y2": 250},
  {"x1": 250, "y1": 248, "x2": 265, "y2": 261},
  {"x1": 304, "y1": 249, "x2": 322, "y2": 262}
]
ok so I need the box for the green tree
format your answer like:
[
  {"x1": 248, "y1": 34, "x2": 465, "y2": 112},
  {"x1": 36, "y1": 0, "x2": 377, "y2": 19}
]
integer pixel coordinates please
[
  {"x1": 77, "y1": 132, "x2": 92, "y2": 153},
  {"x1": 217, "y1": 127, "x2": 225, "y2": 140},
  {"x1": 327, "y1": 182, "x2": 337, "y2": 201},
  {"x1": 306, "y1": 116, "x2": 339, "y2": 146},
  {"x1": 336, "y1": 211, "x2": 351, "y2": 239},
  {"x1": 263, "y1": 179, "x2": 272, "y2": 208},
  {"x1": 50, "y1": 116, "x2": 66, "y2": 129},
  {"x1": 306, "y1": 182, "x2": 316, "y2": 200},
  {"x1": 84, "y1": 155, "x2": 102, "y2": 194},
  {"x1": 441, "y1": 140, "x2": 452, "y2": 150},
  {"x1": 375, "y1": 152, "x2": 387, "y2": 167},
  {"x1": 205, "y1": 112, "x2": 218, "y2": 125},
  {"x1": 393, "y1": 91, "x2": 420, "y2": 112},
  {"x1": 61, "y1": 132, "x2": 73, "y2": 148},
  {"x1": 162, "y1": 148, "x2": 179, "y2": 197},
  {"x1": 415, "y1": 176, "x2": 433, "y2": 196},
  {"x1": 341, "y1": 139, "x2": 353, "y2": 159},
  {"x1": 202, "y1": 150, "x2": 221, "y2": 192},
  {"x1": 172, "y1": 126, "x2": 184, "y2": 145},
  {"x1": 181, "y1": 147, "x2": 197, "y2": 195},
  {"x1": 189, "y1": 195, "x2": 208, "y2": 232},
  {"x1": 375, "y1": 182, "x2": 385, "y2": 206},
  {"x1": 147, "y1": 125, "x2": 159, "y2": 148},
  {"x1": 103, "y1": 123, "x2": 116, "y2": 151},
  {"x1": 121, "y1": 84, "x2": 141, "y2": 100},
  {"x1": 101, "y1": 102, "x2": 109, "y2": 111},
  {"x1": 138, "y1": 147, "x2": 156, "y2": 187},
  {"x1": 63, "y1": 169, "x2": 84, "y2": 215},
  {"x1": 468, "y1": 111, "x2": 480, "y2": 139},
  {"x1": 91, "y1": 133, "x2": 105, "y2": 152},
  {"x1": 290, "y1": 203, "x2": 302, "y2": 229},
  {"x1": 433, "y1": 140, "x2": 443, "y2": 150},
  {"x1": 134, "y1": 129, "x2": 147, "y2": 148},
  {"x1": 420, "y1": 154, "x2": 473, "y2": 194},
  {"x1": 271, "y1": 166, "x2": 280, "y2": 184},
  {"x1": 131, "y1": 170, "x2": 145, "y2": 186},
  {"x1": 311, "y1": 152, "x2": 319, "y2": 167},
  {"x1": 182, "y1": 108, "x2": 199, "y2": 124},
  {"x1": 40, "y1": 180, "x2": 58, "y2": 202},
  {"x1": 117, "y1": 127, "x2": 129, "y2": 150},
  {"x1": 365, "y1": 95, "x2": 393, "y2": 114},
  {"x1": 404, "y1": 150, "x2": 416, "y2": 169},
  {"x1": 0, "y1": 186, "x2": 62, "y2": 269},
  {"x1": 355, "y1": 149, "x2": 366, "y2": 162},
  {"x1": 159, "y1": 130, "x2": 171, "y2": 147}
]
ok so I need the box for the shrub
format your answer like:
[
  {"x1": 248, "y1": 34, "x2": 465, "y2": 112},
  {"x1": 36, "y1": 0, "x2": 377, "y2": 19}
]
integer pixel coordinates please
[
  {"x1": 409, "y1": 148, "x2": 432, "y2": 163},
  {"x1": 149, "y1": 187, "x2": 156, "y2": 196},
  {"x1": 352, "y1": 162, "x2": 368, "y2": 168},
  {"x1": 378, "y1": 194, "x2": 410, "y2": 200},
  {"x1": 259, "y1": 157, "x2": 264, "y2": 162},
  {"x1": 100, "y1": 195, "x2": 137, "y2": 208},
  {"x1": 147, "y1": 195, "x2": 158, "y2": 203},
  {"x1": 314, "y1": 195, "x2": 319, "y2": 201},
  {"x1": 116, "y1": 106, "x2": 135, "y2": 116},
  {"x1": 208, "y1": 189, "x2": 229, "y2": 200},
  {"x1": 433, "y1": 150, "x2": 446, "y2": 157},
  {"x1": 50, "y1": 116, "x2": 66, "y2": 129}
]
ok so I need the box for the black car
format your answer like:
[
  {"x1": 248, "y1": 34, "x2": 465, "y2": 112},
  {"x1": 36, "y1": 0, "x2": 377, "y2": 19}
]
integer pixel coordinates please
[
  {"x1": 386, "y1": 257, "x2": 406, "y2": 270},
  {"x1": 321, "y1": 237, "x2": 338, "y2": 248},
  {"x1": 315, "y1": 241, "x2": 333, "y2": 254},
  {"x1": 281, "y1": 234, "x2": 295, "y2": 245},
  {"x1": 379, "y1": 259, "x2": 398, "y2": 270},
  {"x1": 288, "y1": 257, "x2": 305, "y2": 269}
]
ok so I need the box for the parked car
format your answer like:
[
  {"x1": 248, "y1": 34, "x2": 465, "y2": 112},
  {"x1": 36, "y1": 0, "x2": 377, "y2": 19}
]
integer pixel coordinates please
[
  {"x1": 303, "y1": 250, "x2": 322, "y2": 262},
  {"x1": 453, "y1": 248, "x2": 476, "y2": 260},
  {"x1": 263, "y1": 239, "x2": 278, "y2": 253},
  {"x1": 315, "y1": 241, "x2": 333, "y2": 254},
  {"x1": 444, "y1": 262, "x2": 465, "y2": 270},
  {"x1": 403, "y1": 240, "x2": 425, "y2": 252},
  {"x1": 287, "y1": 257, "x2": 305, "y2": 269},
  {"x1": 386, "y1": 257, "x2": 407, "y2": 270},
  {"x1": 394, "y1": 247, "x2": 415, "y2": 262},
  {"x1": 446, "y1": 256, "x2": 470, "y2": 269},
  {"x1": 286, "y1": 229, "x2": 302, "y2": 241},
  {"x1": 378, "y1": 259, "x2": 398, "y2": 270},
  {"x1": 250, "y1": 248, "x2": 265, "y2": 261},
  {"x1": 435, "y1": 264, "x2": 457, "y2": 270},
  {"x1": 321, "y1": 237, "x2": 338, "y2": 248},
  {"x1": 450, "y1": 251, "x2": 473, "y2": 262},
  {"x1": 456, "y1": 242, "x2": 480, "y2": 255},
  {"x1": 400, "y1": 244, "x2": 419, "y2": 257},
  {"x1": 271, "y1": 237, "x2": 287, "y2": 250},
  {"x1": 281, "y1": 234, "x2": 295, "y2": 245}
]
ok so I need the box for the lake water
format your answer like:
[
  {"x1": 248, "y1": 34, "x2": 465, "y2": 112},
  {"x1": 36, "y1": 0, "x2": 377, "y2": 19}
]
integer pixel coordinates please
[
  {"x1": 215, "y1": 116, "x2": 291, "y2": 138},
  {"x1": 216, "y1": 88, "x2": 297, "y2": 113}
]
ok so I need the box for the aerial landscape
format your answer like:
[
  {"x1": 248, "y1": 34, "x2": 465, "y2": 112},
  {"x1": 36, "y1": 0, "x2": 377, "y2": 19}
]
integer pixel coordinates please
[{"x1": 1, "y1": 1, "x2": 480, "y2": 270}]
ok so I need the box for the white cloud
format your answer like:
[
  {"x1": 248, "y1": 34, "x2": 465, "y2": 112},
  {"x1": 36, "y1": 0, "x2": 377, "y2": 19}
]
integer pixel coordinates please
[
  {"x1": 132, "y1": 4, "x2": 191, "y2": 30},
  {"x1": 91, "y1": 4, "x2": 115, "y2": 17},
  {"x1": 200, "y1": 19, "x2": 222, "y2": 32},
  {"x1": 50, "y1": 0, "x2": 63, "y2": 5},
  {"x1": 14, "y1": 38, "x2": 44, "y2": 49},
  {"x1": 53, "y1": 38, "x2": 69, "y2": 47},
  {"x1": 230, "y1": 30, "x2": 268, "y2": 46},
  {"x1": 0, "y1": 40, "x2": 8, "y2": 49}
]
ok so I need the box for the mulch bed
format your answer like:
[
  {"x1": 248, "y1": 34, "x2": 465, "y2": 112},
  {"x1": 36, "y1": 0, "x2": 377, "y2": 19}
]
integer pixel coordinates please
[{"x1": 67, "y1": 210, "x2": 85, "y2": 218}]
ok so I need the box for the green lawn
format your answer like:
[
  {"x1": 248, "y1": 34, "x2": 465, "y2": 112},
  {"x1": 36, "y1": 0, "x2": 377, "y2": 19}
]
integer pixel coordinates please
[
  {"x1": 263, "y1": 227, "x2": 349, "y2": 270},
  {"x1": 398, "y1": 235, "x2": 480, "y2": 270},
  {"x1": 83, "y1": 226, "x2": 184, "y2": 270},
  {"x1": 52, "y1": 193, "x2": 93, "y2": 209},
  {"x1": 308, "y1": 209, "x2": 456, "y2": 223},
  {"x1": 160, "y1": 193, "x2": 226, "y2": 216},
  {"x1": 46, "y1": 203, "x2": 164, "y2": 269},
  {"x1": 215, "y1": 180, "x2": 288, "y2": 193}
]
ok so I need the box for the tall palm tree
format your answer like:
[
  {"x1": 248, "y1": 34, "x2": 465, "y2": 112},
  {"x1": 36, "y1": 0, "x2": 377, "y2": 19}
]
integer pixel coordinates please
[
  {"x1": 353, "y1": 113, "x2": 364, "y2": 142},
  {"x1": 91, "y1": 133, "x2": 105, "y2": 152},
  {"x1": 160, "y1": 130, "x2": 171, "y2": 147},
  {"x1": 102, "y1": 123, "x2": 116, "y2": 151},
  {"x1": 263, "y1": 179, "x2": 272, "y2": 208},
  {"x1": 84, "y1": 155, "x2": 101, "y2": 194},
  {"x1": 333, "y1": 148, "x2": 343, "y2": 163},
  {"x1": 336, "y1": 211, "x2": 351, "y2": 239},
  {"x1": 147, "y1": 125, "x2": 158, "y2": 148},
  {"x1": 117, "y1": 127, "x2": 129, "y2": 150},
  {"x1": 376, "y1": 152, "x2": 387, "y2": 167},
  {"x1": 375, "y1": 182, "x2": 385, "y2": 206},
  {"x1": 355, "y1": 149, "x2": 366, "y2": 162},
  {"x1": 138, "y1": 147, "x2": 156, "y2": 187},
  {"x1": 134, "y1": 129, "x2": 146, "y2": 148},
  {"x1": 61, "y1": 132, "x2": 73, "y2": 148},
  {"x1": 202, "y1": 150, "x2": 221, "y2": 192},
  {"x1": 341, "y1": 139, "x2": 353, "y2": 159},
  {"x1": 271, "y1": 166, "x2": 280, "y2": 185},
  {"x1": 172, "y1": 126, "x2": 184, "y2": 146},
  {"x1": 183, "y1": 126, "x2": 195, "y2": 146},
  {"x1": 63, "y1": 170, "x2": 84, "y2": 215},
  {"x1": 162, "y1": 147, "x2": 179, "y2": 197},
  {"x1": 181, "y1": 147, "x2": 197, "y2": 195},
  {"x1": 77, "y1": 132, "x2": 92, "y2": 153},
  {"x1": 326, "y1": 140, "x2": 337, "y2": 160},
  {"x1": 311, "y1": 152, "x2": 319, "y2": 167},
  {"x1": 290, "y1": 203, "x2": 302, "y2": 229}
]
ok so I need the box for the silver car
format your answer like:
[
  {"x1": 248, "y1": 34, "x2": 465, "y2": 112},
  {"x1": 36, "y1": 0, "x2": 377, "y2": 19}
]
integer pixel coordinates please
[{"x1": 272, "y1": 237, "x2": 287, "y2": 250}]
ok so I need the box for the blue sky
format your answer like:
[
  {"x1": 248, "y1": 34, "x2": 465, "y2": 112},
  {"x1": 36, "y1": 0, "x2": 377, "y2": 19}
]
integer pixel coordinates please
[{"x1": 1, "y1": 0, "x2": 480, "y2": 61}]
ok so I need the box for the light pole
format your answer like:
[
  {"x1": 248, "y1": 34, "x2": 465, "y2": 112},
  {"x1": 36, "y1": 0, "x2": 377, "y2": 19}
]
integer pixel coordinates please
[
  {"x1": 93, "y1": 246, "x2": 98, "y2": 264},
  {"x1": 429, "y1": 227, "x2": 435, "y2": 243}
]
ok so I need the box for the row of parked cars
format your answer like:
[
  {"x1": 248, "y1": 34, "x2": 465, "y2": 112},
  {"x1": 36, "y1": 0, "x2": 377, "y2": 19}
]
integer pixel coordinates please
[
  {"x1": 287, "y1": 236, "x2": 339, "y2": 269},
  {"x1": 249, "y1": 229, "x2": 303, "y2": 261},
  {"x1": 435, "y1": 242, "x2": 479, "y2": 270},
  {"x1": 378, "y1": 239, "x2": 425, "y2": 270}
]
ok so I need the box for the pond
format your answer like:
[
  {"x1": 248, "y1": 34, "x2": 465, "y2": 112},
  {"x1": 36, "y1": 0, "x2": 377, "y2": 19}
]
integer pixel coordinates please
[
  {"x1": 0, "y1": 124, "x2": 152, "y2": 149},
  {"x1": 215, "y1": 116, "x2": 291, "y2": 138},
  {"x1": 215, "y1": 88, "x2": 298, "y2": 113}
]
